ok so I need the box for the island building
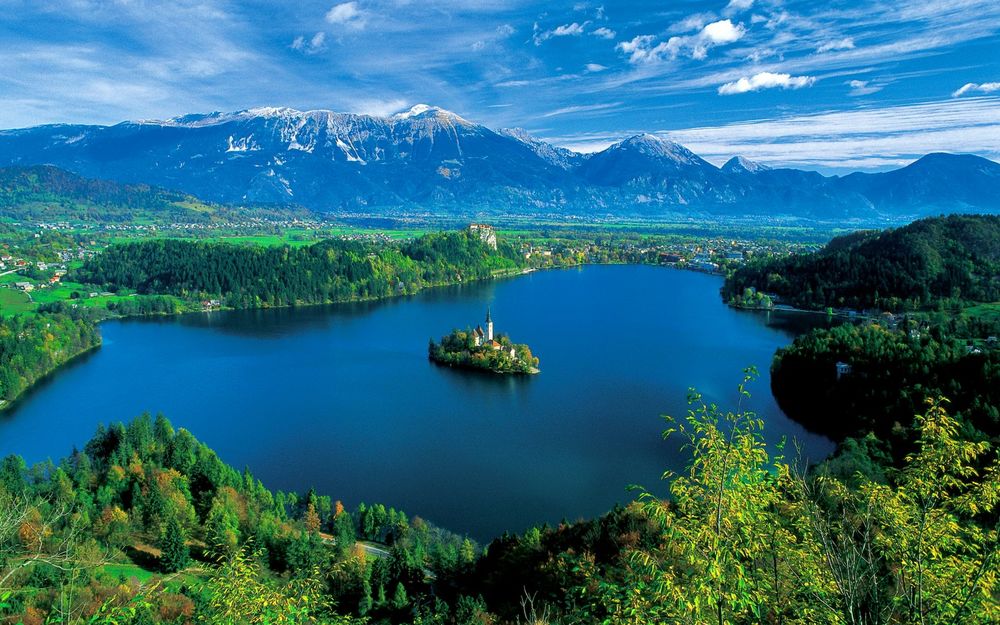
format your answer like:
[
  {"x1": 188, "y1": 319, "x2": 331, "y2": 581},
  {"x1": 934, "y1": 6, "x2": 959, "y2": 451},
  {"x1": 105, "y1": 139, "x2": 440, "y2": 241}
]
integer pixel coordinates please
[
  {"x1": 472, "y1": 307, "x2": 494, "y2": 346},
  {"x1": 471, "y1": 308, "x2": 517, "y2": 358}
]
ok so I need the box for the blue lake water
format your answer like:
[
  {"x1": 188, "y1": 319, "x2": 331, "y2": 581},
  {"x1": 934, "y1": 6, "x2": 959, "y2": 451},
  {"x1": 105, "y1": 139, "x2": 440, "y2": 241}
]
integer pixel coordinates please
[{"x1": 0, "y1": 265, "x2": 833, "y2": 540}]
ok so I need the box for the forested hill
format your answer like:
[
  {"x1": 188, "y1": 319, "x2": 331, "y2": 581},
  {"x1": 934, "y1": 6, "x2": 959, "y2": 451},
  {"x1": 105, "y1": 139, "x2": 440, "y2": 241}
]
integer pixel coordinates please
[
  {"x1": 75, "y1": 229, "x2": 523, "y2": 308},
  {"x1": 0, "y1": 414, "x2": 477, "y2": 623},
  {"x1": 724, "y1": 214, "x2": 1000, "y2": 311},
  {"x1": 0, "y1": 165, "x2": 221, "y2": 222},
  {"x1": 0, "y1": 313, "x2": 101, "y2": 405},
  {"x1": 2, "y1": 394, "x2": 997, "y2": 623}
]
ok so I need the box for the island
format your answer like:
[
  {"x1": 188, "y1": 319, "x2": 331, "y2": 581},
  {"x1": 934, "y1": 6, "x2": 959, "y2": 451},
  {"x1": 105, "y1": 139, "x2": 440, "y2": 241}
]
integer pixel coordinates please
[{"x1": 429, "y1": 307, "x2": 540, "y2": 374}]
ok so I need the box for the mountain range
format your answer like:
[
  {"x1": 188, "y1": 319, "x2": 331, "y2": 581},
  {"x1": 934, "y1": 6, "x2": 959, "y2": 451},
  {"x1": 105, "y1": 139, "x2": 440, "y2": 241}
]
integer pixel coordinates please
[{"x1": 1, "y1": 104, "x2": 998, "y2": 220}]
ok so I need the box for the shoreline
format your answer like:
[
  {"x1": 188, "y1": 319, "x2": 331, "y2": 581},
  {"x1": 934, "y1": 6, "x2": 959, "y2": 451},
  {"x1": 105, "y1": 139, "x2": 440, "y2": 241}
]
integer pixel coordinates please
[
  {"x1": 428, "y1": 353, "x2": 540, "y2": 376},
  {"x1": 2, "y1": 265, "x2": 540, "y2": 413},
  {"x1": 3, "y1": 262, "x2": 749, "y2": 413},
  {"x1": 0, "y1": 340, "x2": 103, "y2": 413}
]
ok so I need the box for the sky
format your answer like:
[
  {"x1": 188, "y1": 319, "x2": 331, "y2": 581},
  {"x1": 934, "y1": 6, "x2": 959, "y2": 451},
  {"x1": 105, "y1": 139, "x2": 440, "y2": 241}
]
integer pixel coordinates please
[{"x1": 1, "y1": 0, "x2": 999, "y2": 172}]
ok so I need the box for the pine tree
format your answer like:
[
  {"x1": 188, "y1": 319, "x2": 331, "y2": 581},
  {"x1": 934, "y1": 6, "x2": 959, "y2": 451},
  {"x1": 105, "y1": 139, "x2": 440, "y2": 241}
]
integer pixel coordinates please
[
  {"x1": 391, "y1": 582, "x2": 408, "y2": 610},
  {"x1": 358, "y1": 578, "x2": 373, "y2": 616},
  {"x1": 160, "y1": 516, "x2": 190, "y2": 573}
]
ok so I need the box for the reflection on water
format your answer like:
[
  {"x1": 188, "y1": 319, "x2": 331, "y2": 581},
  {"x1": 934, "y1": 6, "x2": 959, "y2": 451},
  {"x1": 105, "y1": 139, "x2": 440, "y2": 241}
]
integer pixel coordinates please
[{"x1": 0, "y1": 265, "x2": 834, "y2": 540}]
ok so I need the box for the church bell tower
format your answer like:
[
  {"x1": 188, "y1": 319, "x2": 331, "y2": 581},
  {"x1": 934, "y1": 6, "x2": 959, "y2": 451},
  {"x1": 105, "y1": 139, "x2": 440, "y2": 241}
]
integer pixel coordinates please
[{"x1": 486, "y1": 307, "x2": 494, "y2": 341}]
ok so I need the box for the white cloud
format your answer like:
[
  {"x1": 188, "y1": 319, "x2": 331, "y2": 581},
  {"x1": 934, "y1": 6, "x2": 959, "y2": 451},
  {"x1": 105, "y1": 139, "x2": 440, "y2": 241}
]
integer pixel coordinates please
[
  {"x1": 547, "y1": 98, "x2": 1000, "y2": 170},
  {"x1": 952, "y1": 81, "x2": 1000, "y2": 97},
  {"x1": 349, "y1": 98, "x2": 408, "y2": 117},
  {"x1": 718, "y1": 72, "x2": 816, "y2": 95},
  {"x1": 616, "y1": 35, "x2": 657, "y2": 63},
  {"x1": 326, "y1": 2, "x2": 366, "y2": 30},
  {"x1": 745, "y1": 47, "x2": 778, "y2": 63},
  {"x1": 534, "y1": 21, "x2": 589, "y2": 45},
  {"x1": 291, "y1": 32, "x2": 327, "y2": 55},
  {"x1": 540, "y1": 101, "x2": 622, "y2": 118},
  {"x1": 847, "y1": 79, "x2": 882, "y2": 96},
  {"x1": 817, "y1": 38, "x2": 855, "y2": 53},
  {"x1": 725, "y1": 0, "x2": 754, "y2": 12},
  {"x1": 592, "y1": 26, "x2": 616, "y2": 39},
  {"x1": 585, "y1": 63, "x2": 607, "y2": 72},
  {"x1": 553, "y1": 22, "x2": 585, "y2": 36},
  {"x1": 618, "y1": 19, "x2": 745, "y2": 63},
  {"x1": 496, "y1": 24, "x2": 515, "y2": 37},
  {"x1": 670, "y1": 13, "x2": 716, "y2": 34},
  {"x1": 702, "y1": 19, "x2": 744, "y2": 44},
  {"x1": 665, "y1": 97, "x2": 1000, "y2": 169}
]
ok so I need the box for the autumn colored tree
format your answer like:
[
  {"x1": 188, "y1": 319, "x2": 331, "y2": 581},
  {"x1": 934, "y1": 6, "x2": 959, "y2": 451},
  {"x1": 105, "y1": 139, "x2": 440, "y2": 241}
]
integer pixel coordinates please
[{"x1": 305, "y1": 502, "x2": 322, "y2": 534}]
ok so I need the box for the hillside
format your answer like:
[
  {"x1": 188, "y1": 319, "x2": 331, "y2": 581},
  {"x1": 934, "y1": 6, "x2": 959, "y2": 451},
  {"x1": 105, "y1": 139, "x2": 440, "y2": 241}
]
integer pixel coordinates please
[
  {"x1": 74, "y1": 229, "x2": 523, "y2": 307},
  {"x1": 1, "y1": 391, "x2": 996, "y2": 623},
  {"x1": 0, "y1": 165, "x2": 219, "y2": 222},
  {"x1": 1, "y1": 107, "x2": 999, "y2": 220},
  {"x1": 724, "y1": 214, "x2": 1000, "y2": 311}
]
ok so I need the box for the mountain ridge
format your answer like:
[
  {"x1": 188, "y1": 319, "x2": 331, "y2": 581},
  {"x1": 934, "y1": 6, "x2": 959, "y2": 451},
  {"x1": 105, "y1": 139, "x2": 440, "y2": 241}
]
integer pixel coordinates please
[{"x1": 0, "y1": 105, "x2": 998, "y2": 220}]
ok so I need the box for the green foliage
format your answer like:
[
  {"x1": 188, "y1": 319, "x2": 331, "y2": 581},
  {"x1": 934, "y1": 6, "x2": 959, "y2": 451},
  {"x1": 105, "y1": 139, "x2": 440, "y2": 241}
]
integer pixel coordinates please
[
  {"x1": 429, "y1": 329, "x2": 538, "y2": 374},
  {"x1": 619, "y1": 371, "x2": 819, "y2": 625},
  {"x1": 0, "y1": 414, "x2": 475, "y2": 624},
  {"x1": 76, "y1": 230, "x2": 522, "y2": 309},
  {"x1": 159, "y1": 517, "x2": 190, "y2": 573},
  {"x1": 771, "y1": 323, "x2": 1000, "y2": 446},
  {"x1": 724, "y1": 214, "x2": 1000, "y2": 311},
  {"x1": 1, "y1": 363, "x2": 996, "y2": 624},
  {"x1": 0, "y1": 164, "x2": 216, "y2": 223},
  {"x1": 0, "y1": 312, "x2": 101, "y2": 402}
]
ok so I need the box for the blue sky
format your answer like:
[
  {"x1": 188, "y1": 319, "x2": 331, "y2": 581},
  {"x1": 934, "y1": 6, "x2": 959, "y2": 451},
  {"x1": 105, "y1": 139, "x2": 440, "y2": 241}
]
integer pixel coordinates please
[{"x1": 1, "y1": 0, "x2": 999, "y2": 171}]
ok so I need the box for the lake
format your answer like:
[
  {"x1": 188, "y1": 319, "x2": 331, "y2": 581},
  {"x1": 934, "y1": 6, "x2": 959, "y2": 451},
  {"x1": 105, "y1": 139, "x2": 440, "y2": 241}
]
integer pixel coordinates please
[{"x1": 0, "y1": 265, "x2": 833, "y2": 540}]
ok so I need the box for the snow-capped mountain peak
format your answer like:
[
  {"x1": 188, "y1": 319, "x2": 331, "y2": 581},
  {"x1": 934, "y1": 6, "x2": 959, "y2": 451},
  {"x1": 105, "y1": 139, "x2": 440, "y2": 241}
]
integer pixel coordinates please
[
  {"x1": 722, "y1": 155, "x2": 771, "y2": 174},
  {"x1": 391, "y1": 104, "x2": 472, "y2": 126},
  {"x1": 613, "y1": 133, "x2": 704, "y2": 166},
  {"x1": 497, "y1": 127, "x2": 583, "y2": 170}
]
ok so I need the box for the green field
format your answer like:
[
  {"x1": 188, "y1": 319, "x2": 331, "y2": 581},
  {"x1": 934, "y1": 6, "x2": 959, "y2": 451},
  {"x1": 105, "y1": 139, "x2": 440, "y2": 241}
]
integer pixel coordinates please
[
  {"x1": 101, "y1": 562, "x2": 205, "y2": 587},
  {"x1": 964, "y1": 302, "x2": 1000, "y2": 325},
  {"x1": 0, "y1": 287, "x2": 33, "y2": 316}
]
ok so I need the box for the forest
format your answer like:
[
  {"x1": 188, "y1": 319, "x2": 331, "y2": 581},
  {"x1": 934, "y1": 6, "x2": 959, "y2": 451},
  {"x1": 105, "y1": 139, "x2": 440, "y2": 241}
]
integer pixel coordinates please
[
  {"x1": 74, "y1": 230, "x2": 523, "y2": 309},
  {"x1": 723, "y1": 214, "x2": 1000, "y2": 311},
  {"x1": 0, "y1": 165, "x2": 218, "y2": 223},
  {"x1": 0, "y1": 165, "x2": 315, "y2": 224},
  {"x1": 770, "y1": 323, "x2": 1000, "y2": 451},
  {"x1": 0, "y1": 312, "x2": 101, "y2": 406},
  {"x1": 0, "y1": 376, "x2": 996, "y2": 624}
]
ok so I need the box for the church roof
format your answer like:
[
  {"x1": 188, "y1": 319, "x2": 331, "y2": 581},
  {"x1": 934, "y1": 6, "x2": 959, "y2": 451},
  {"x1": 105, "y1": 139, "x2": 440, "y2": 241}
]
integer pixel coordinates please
[
  {"x1": 485, "y1": 307, "x2": 492, "y2": 323},
  {"x1": 473, "y1": 326, "x2": 484, "y2": 337}
]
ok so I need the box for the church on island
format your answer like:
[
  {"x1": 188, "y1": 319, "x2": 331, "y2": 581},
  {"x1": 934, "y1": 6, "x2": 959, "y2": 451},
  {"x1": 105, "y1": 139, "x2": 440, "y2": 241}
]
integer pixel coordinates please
[
  {"x1": 429, "y1": 306, "x2": 539, "y2": 374},
  {"x1": 471, "y1": 307, "x2": 515, "y2": 357}
]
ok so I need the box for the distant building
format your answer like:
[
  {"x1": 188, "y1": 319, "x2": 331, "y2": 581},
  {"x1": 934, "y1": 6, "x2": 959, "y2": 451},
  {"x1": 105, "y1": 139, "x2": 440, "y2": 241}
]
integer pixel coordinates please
[
  {"x1": 835, "y1": 361, "x2": 852, "y2": 379},
  {"x1": 468, "y1": 224, "x2": 498, "y2": 250},
  {"x1": 14, "y1": 282, "x2": 33, "y2": 292}
]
